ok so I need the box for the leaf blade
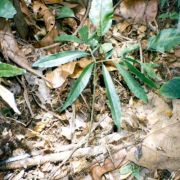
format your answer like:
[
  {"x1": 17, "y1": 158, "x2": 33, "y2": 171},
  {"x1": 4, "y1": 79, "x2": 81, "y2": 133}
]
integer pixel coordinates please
[
  {"x1": 0, "y1": 63, "x2": 26, "y2": 77},
  {"x1": 148, "y1": 28, "x2": 180, "y2": 52},
  {"x1": 89, "y1": 0, "x2": 113, "y2": 36},
  {"x1": 56, "y1": 6, "x2": 75, "y2": 19},
  {"x1": 32, "y1": 51, "x2": 89, "y2": 68},
  {"x1": 115, "y1": 63, "x2": 148, "y2": 103},
  {"x1": 60, "y1": 63, "x2": 94, "y2": 112},
  {"x1": 55, "y1": 34, "x2": 83, "y2": 44},
  {"x1": 160, "y1": 77, "x2": 180, "y2": 99},
  {"x1": 124, "y1": 60, "x2": 158, "y2": 89},
  {"x1": 0, "y1": 0, "x2": 16, "y2": 19},
  {"x1": 102, "y1": 64, "x2": 121, "y2": 129}
]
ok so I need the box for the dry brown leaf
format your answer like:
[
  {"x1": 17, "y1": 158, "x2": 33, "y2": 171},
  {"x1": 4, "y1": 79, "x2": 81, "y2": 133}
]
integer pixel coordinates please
[
  {"x1": 0, "y1": 18, "x2": 47, "y2": 81},
  {"x1": 33, "y1": 1, "x2": 55, "y2": 32},
  {"x1": 175, "y1": 48, "x2": 180, "y2": 58},
  {"x1": 91, "y1": 97, "x2": 180, "y2": 179},
  {"x1": 46, "y1": 59, "x2": 92, "y2": 88},
  {"x1": 33, "y1": 0, "x2": 58, "y2": 47},
  {"x1": 43, "y1": 0, "x2": 62, "y2": 4},
  {"x1": 38, "y1": 26, "x2": 58, "y2": 48},
  {"x1": 119, "y1": 0, "x2": 158, "y2": 23},
  {"x1": 19, "y1": 0, "x2": 40, "y2": 32},
  {"x1": 46, "y1": 62, "x2": 76, "y2": 88},
  {"x1": 116, "y1": 21, "x2": 131, "y2": 33},
  {"x1": 135, "y1": 92, "x2": 172, "y2": 126},
  {"x1": 128, "y1": 100, "x2": 180, "y2": 170}
]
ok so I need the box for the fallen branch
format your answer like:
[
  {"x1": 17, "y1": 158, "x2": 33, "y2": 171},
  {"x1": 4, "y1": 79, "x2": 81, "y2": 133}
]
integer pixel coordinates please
[{"x1": 0, "y1": 145, "x2": 119, "y2": 170}]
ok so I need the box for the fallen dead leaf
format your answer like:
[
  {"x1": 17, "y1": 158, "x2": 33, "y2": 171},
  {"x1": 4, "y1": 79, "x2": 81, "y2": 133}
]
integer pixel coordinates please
[
  {"x1": 175, "y1": 48, "x2": 180, "y2": 58},
  {"x1": 33, "y1": 0, "x2": 58, "y2": 47},
  {"x1": 0, "y1": 84, "x2": 21, "y2": 114},
  {"x1": 128, "y1": 100, "x2": 180, "y2": 170},
  {"x1": 119, "y1": 0, "x2": 158, "y2": 23},
  {"x1": 46, "y1": 58, "x2": 92, "y2": 88}
]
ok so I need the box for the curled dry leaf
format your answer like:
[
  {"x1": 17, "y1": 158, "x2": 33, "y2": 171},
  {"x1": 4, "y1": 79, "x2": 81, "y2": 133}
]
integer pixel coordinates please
[
  {"x1": 33, "y1": 0, "x2": 58, "y2": 47},
  {"x1": 19, "y1": 0, "x2": 40, "y2": 32},
  {"x1": 33, "y1": 1, "x2": 55, "y2": 32},
  {"x1": 46, "y1": 58, "x2": 92, "y2": 88},
  {"x1": 119, "y1": 0, "x2": 158, "y2": 23}
]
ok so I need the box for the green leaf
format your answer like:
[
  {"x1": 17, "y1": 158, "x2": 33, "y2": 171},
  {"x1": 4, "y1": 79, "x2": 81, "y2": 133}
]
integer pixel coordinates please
[
  {"x1": 78, "y1": 26, "x2": 89, "y2": 42},
  {"x1": 159, "y1": 12, "x2": 179, "y2": 20},
  {"x1": 56, "y1": 6, "x2": 75, "y2": 19},
  {"x1": 141, "y1": 63, "x2": 161, "y2": 81},
  {"x1": 147, "y1": 28, "x2": 180, "y2": 52},
  {"x1": 120, "y1": 164, "x2": 133, "y2": 175},
  {"x1": 60, "y1": 63, "x2": 94, "y2": 112},
  {"x1": 89, "y1": 0, "x2": 113, "y2": 36},
  {"x1": 0, "y1": 63, "x2": 26, "y2": 77},
  {"x1": 119, "y1": 43, "x2": 139, "y2": 58},
  {"x1": 55, "y1": 34, "x2": 83, "y2": 44},
  {"x1": 32, "y1": 51, "x2": 89, "y2": 68},
  {"x1": 102, "y1": 65, "x2": 121, "y2": 129},
  {"x1": 120, "y1": 163, "x2": 140, "y2": 180},
  {"x1": 100, "y1": 43, "x2": 113, "y2": 54},
  {"x1": 124, "y1": 60, "x2": 158, "y2": 89},
  {"x1": 0, "y1": 0, "x2": 16, "y2": 19},
  {"x1": 115, "y1": 63, "x2": 148, "y2": 103},
  {"x1": 160, "y1": 77, "x2": 180, "y2": 99}
]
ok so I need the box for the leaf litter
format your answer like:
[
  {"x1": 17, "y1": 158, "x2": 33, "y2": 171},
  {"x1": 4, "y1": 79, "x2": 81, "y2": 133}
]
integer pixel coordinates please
[{"x1": 0, "y1": 0, "x2": 180, "y2": 179}]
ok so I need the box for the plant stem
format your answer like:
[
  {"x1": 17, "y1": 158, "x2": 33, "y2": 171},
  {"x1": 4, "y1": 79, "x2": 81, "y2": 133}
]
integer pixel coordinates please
[{"x1": 88, "y1": 48, "x2": 97, "y2": 140}]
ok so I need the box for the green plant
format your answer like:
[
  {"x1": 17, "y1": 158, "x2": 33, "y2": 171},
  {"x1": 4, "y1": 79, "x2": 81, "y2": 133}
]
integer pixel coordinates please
[
  {"x1": 33, "y1": 0, "x2": 162, "y2": 130},
  {"x1": 119, "y1": 163, "x2": 141, "y2": 180},
  {"x1": 0, "y1": 0, "x2": 16, "y2": 19}
]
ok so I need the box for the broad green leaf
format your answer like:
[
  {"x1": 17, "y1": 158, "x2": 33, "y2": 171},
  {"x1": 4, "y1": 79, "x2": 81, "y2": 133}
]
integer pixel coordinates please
[
  {"x1": 89, "y1": 0, "x2": 113, "y2": 36},
  {"x1": 56, "y1": 6, "x2": 75, "y2": 19},
  {"x1": 78, "y1": 26, "x2": 89, "y2": 42},
  {"x1": 132, "y1": 164, "x2": 141, "y2": 180},
  {"x1": 0, "y1": 63, "x2": 26, "y2": 77},
  {"x1": 159, "y1": 12, "x2": 179, "y2": 20},
  {"x1": 60, "y1": 63, "x2": 94, "y2": 112},
  {"x1": 141, "y1": 63, "x2": 161, "y2": 81},
  {"x1": 160, "y1": 0, "x2": 168, "y2": 8},
  {"x1": 148, "y1": 28, "x2": 180, "y2": 52},
  {"x1": 120, "y1": 163, "x2": 140, "y2": 180},
  {"x1": 124, "y1": 60, "x2": 158, "y2": 89},
  {"x1": 33, "y1": 51, "x2": 89, "y2": 68},
  {"x1": 125, "y1": 58, "x2": 160, "y2": 81},
  {"x1": 102, "y1": 65, "x2": 121, "y2": 129},
  {"x1": 55, "y1": 34, "x2": 83, "y2": 44},
  {"x1": 125, "y1": 57, "x2": 141, "y2": 65},
  {"x1": 160, "y1": 77, "x2": 180, "y2": 99},
  {"x1": 0, "y1": 0, "x2": 16, "y2": 19},
  {"x1": 120, "y1": 164, "x2": 133, "y2": 175},
  {"x1": 100, "y1": 43, "x2": 113, "y2": 53},
  {"x1": 115, "y1": 63, "x2": 148, "y2": 103},
  {"x1": 119, "y1": 43, "x2": 139, "y2": 58}
]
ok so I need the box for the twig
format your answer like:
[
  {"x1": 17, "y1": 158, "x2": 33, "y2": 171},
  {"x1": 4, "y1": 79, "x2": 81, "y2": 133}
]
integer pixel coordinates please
[
  {"x1": 88, "y1": 48, "x2": 97, "y2": 140},
  {"x1": 21, "y1": 76, "x2": 34, "y2": 117}
]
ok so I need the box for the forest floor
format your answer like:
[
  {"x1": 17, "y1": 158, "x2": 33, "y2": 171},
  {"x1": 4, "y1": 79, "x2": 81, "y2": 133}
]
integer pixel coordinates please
[{"x1": 0, "y1": 0, "x2": 180, "y2": 179}]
